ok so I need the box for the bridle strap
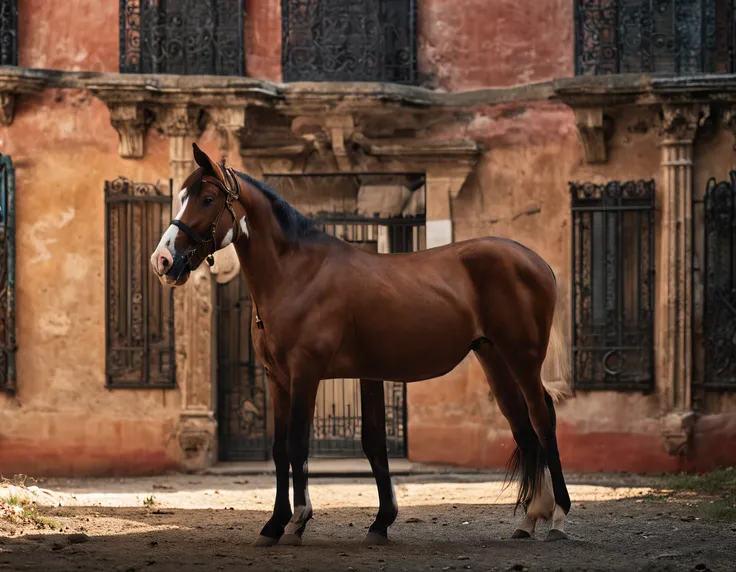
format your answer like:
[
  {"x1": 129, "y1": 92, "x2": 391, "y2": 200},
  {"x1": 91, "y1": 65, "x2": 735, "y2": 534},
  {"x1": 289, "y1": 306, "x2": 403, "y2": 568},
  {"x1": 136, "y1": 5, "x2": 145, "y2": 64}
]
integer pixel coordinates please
[{"x1": 170, "y1": 219, "x2": 205, "y2": 244}]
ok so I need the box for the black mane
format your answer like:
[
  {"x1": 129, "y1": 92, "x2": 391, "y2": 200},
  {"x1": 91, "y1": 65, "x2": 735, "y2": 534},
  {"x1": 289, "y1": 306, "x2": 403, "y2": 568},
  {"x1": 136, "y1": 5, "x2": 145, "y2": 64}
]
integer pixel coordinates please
[{"x1": 235, "y1": 171, "x2": 324, "y2": 243}]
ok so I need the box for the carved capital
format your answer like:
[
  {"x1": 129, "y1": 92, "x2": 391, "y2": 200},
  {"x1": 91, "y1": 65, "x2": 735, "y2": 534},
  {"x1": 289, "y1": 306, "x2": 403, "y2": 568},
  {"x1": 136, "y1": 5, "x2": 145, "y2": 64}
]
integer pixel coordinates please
[
  {"x1": 660, "y1": 411, "x2": 696, "y2": 457},
  {"x1": 176, "y1": 411, "x2": 217, "y2": 472},
  {"x1": 159, "y1": 104, "x2": 205, "y2": 138},
  {"x1": 660, "y1": 104, "x2": 709, "y2": 145},
  {"x1": 109, "y1": 103, "x2": 147, "y2": 159},
  {"x1": 574, "y1": 107, "x2": 610, "y2": 163}
]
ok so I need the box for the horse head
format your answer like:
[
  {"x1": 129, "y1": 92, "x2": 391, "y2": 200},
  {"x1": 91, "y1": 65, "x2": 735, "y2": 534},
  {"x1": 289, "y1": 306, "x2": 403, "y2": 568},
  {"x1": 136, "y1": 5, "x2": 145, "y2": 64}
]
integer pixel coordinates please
[{"x1": 150, "y1": 144, "x2": 249, "y2": 286}]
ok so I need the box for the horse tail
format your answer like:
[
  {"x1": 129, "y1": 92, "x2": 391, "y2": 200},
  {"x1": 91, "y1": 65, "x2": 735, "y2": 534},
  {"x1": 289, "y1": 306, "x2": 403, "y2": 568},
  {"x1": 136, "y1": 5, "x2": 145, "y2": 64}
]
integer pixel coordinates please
[{"x1": 540, "y1": 270, "x2": 572, "y2": 404}]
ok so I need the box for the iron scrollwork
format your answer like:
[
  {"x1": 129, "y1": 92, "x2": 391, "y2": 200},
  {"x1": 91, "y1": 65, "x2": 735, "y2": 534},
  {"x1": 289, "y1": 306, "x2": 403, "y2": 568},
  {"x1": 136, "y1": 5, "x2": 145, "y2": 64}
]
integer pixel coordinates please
[
  {"x1": 0, "y1": 0, "x2": 17, "y2": 66},
  {"x1": 0, "y1": 155, "x2": 16, "y2": 392},
  {"x1": 281, "y1": 0, "x2": 417, "y2": 84},
  {"x1": 120, "y1": 0, "x2": 244, "y2": 76},
  {"x1": 575, "y1": 0, "x2": 735, "y2": 75},
  {"x1": 570, "y1": 179, "x2": 655, "y2": 391},
  {"x1": 701, "y1": 171, "x2": 736, "y2": 390},
  {"x1": 105, "y1": 177, "x2": 176, "y2": 389}
]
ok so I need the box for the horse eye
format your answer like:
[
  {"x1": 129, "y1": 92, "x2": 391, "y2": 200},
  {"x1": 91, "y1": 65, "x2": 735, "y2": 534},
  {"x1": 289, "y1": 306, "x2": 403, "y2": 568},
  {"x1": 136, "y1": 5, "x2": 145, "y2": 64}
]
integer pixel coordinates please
[{"x1": 204, "y1": 196, "x2": 214, "y2": 206}]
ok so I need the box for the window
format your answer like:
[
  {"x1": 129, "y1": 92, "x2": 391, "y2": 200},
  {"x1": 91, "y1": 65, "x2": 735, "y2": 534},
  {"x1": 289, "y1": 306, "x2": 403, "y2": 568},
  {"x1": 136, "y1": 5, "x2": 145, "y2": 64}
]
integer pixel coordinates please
[
  {"x1": 575, "y1": 0, "x2": 735, "y2": 75},
  {"x1": 281, "y1": 0, "x2": 417, "y2": 83},
  {"x1": 119, "y1": 0, "x2": 244, "y2": 75},
  {"x1": 0, "y1": 0, "x2": 18, "y2": 66},
  {"x1": 570, "y1": 179, "x2": 655, "y2": 391},
  {"x1": 105, "y1": 178, "x2": 175, "y2": 389},
  {"x1": 0, "y1": 154, "x2": 16, "y2": 392}
]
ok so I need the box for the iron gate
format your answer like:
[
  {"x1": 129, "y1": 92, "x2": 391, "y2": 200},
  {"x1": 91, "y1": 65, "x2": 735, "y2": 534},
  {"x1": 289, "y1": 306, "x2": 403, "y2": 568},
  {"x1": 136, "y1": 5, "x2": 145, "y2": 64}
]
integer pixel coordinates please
[
  {"x1": 693, "y1": 170, "x2": 736, "y2": 394},
  {"x1": 216, "y1": 213, "x2": 425, "y2": 461}
]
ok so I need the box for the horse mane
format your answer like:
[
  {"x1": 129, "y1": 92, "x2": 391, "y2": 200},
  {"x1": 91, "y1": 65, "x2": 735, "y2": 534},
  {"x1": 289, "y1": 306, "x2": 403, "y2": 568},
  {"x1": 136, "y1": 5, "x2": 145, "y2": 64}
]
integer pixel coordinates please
[{"x1": 235, "y1": 171, "x2": 324, "y2": 243}]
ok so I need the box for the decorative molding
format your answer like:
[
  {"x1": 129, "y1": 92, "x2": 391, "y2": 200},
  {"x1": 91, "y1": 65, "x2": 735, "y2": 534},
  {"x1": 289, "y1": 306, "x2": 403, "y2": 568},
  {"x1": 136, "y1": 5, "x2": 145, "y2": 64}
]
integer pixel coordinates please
[
  {"x1": 109, "y1": 103, "x2": 147, "y2": 158},
  {"x1": 209, "y1": 106, "x2": 247, "y2": 165},
  {"x1": 573, "y1": 107, "x2": 609, "y2": 163},
  {"x1": 723, "y1": 106, "x2": 736, "y2": 151},
  {"x1": 324, "y1": 115, "x2": 354, "y2": 172},
  {"x1": 177, "y1": 410, "x2": 217, "y2": 472},
  {"x1": 0, "y1": 69, "x2": 47, "y2": 126},
  {"x1": 660, "y1": 411, "x2": 696, "y2": 457}
]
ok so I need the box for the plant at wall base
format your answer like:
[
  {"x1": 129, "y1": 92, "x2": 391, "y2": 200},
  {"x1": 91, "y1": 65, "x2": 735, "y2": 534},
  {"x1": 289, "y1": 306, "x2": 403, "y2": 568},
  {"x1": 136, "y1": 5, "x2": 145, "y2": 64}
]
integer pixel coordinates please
[
  {"x1": 143, "y1": 495, "x2": 156, "y2": 508},
  {"x1": 647, "y1": 467, "x2": 736, "y2": 522}
]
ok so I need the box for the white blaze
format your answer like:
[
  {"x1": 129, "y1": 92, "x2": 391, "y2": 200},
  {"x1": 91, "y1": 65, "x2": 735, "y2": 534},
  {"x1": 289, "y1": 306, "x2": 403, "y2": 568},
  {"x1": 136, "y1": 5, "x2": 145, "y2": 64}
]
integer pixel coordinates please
[{"x1": 150, "y1": 189, "x2": 188, "y2": 273}]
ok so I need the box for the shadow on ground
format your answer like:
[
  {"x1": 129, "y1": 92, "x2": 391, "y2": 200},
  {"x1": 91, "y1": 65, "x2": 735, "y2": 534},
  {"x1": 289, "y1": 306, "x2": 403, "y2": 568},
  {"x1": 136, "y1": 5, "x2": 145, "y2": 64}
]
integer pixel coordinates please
[{"x1": 1, "y1": 489, "x2": 735, "y2": 572}]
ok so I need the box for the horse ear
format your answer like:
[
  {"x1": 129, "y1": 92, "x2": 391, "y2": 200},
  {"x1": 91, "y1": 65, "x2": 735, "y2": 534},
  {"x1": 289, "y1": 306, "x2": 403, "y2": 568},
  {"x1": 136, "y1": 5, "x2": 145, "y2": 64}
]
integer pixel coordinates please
[{"x1": 192, "y1": 143, "x2": 216, "y2": 174}]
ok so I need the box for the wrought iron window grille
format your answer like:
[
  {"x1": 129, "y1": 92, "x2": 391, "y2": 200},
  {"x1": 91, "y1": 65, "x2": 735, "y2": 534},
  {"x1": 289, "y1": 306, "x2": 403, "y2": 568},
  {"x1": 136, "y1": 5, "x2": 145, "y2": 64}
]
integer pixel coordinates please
[
  {"x1": 0, "y1": 0, "x2": 18, "y2": 66},
  {"x1": 120, "y1": 0, "x2": 245, "y2": 76},
  {"x1": 693, "y1": 170, "x2": 736, "y2": 392},
  {"x1": 281, "y1": 0, "x2": 418, "y2": 84},
  {"x1": 570, "y1": 179, "x2": 656, "y2": 392},
  {"x1": 0, "y1": 154, "x2": 16, "y2": 393},
  {"x1": 575, "y1": 0, "x2": 736, "y2": 75},
  {"x1": 105, "y1": 177, "x2": 176, "y2": 389}
]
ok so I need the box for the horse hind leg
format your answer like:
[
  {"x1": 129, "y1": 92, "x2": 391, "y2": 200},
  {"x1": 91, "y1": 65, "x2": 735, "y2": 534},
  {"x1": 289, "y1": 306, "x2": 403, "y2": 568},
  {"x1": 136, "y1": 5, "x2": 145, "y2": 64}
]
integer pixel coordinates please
[
  {"x1": 473, "y1": 341, "x2": 553, "y2": 539},
  {"x1": 360, "y1": 379, "x2": 398, "y2": 545},
  {"x1": 506, "y1": 353, "x2": 571, "y2": 542}
]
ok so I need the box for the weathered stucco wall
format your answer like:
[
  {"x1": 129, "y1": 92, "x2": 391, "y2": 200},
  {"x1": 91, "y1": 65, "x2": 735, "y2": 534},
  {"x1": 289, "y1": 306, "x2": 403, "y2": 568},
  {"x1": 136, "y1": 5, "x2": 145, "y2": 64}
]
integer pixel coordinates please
[
  {"x1": 408, "y1": 103, "x2": 736, "y2": 473},
  {"x1": 0, "y1": 88, "x2": 183, "y2": 476}
]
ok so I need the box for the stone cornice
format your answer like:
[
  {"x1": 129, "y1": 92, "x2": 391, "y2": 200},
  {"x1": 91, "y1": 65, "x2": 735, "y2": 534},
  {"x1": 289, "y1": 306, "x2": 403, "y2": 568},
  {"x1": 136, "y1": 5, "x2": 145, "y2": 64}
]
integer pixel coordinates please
[{"x1": 0, "y1": 67, "x2": 48, "y2": 125}]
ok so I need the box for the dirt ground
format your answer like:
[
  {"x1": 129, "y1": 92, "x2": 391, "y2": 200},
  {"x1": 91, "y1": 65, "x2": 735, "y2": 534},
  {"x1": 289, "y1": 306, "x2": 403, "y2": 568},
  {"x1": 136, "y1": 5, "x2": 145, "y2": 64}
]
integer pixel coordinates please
[{"x1": 1, "y1": 470, "x2": 734, "y2": 572}]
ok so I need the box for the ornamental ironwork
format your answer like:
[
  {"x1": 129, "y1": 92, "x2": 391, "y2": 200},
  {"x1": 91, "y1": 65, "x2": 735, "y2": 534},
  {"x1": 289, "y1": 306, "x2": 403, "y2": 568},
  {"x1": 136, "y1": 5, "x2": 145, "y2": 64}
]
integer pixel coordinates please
[
  {"x1": 575, "y1": 0, "x2": 735, "y2": 75},
  {"x1": 699, "y1": 171, "x2": 736, "y2": 391},
  {"x1": 571, "y1": 179, "x2": 655, "y2": 392},
  {"x1": 120, "y1": 0, "x2": 244, "y2": 75},
  {"x1": 0, "y1": 155, "x2": 16, "y2": 392},
  {"x1": 105, "y1": 177, "x2": 176, "y2": 389},
  {"x1": 281, "y1": 0, "x2": 417, "y2": 84},
  {"x1": 0, "y1": 0, "x2": 17, "y2": 66}
]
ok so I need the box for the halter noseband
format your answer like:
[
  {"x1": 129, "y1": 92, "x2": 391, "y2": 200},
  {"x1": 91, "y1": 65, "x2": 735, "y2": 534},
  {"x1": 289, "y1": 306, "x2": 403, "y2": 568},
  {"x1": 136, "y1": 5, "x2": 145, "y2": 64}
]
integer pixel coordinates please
[{"x1": 170, "y1": 166, "x2": 243, "y2": 273}]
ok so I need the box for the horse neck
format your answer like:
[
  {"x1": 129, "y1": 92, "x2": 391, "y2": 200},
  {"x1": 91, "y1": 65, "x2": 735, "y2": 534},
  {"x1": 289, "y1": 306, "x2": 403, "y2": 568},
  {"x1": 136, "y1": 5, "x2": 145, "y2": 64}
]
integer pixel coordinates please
[{"x1": 231, "y1": 186, "x2": 288, "y2": 307}]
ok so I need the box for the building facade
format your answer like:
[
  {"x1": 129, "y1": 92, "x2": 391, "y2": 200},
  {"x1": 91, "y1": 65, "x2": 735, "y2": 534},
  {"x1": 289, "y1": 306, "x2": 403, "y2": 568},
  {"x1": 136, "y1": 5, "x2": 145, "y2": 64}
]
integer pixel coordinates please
[{"x1": 0, "y1": 0, "x2": 735, "y2": 476}]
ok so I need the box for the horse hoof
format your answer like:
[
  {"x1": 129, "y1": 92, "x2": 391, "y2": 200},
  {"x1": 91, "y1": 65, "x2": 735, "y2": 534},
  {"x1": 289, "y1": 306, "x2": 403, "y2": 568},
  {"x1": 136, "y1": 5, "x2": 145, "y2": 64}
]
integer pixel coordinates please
[
  {"x1": 544, "y1": 529, "x2": 568, "y2": 542},
  {"x1": 278, "y1": 533, "x2": 303, "y2": 546},
  {"x1": 253, "y1": 535, "x2": 279, "y2": 547},
  {"x1": 511, "y1": 529, "x2": 532, "y2": 539},
  {"x1": 363, "y1": 532, "x2": 390, "y2": 546}
]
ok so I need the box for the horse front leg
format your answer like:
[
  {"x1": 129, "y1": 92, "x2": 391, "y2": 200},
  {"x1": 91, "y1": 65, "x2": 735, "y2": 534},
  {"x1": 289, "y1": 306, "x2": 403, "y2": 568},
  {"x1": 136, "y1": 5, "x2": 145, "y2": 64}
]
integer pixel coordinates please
[
  {"x1": 360, "y1": 379, "x2": 398, "y2": 545},
  {"x1": 254, "y1": 374, "x2": 292, "y2": 546},
  {"x1": 279, "y1": 376, "x2": 319, "y2": 546}
]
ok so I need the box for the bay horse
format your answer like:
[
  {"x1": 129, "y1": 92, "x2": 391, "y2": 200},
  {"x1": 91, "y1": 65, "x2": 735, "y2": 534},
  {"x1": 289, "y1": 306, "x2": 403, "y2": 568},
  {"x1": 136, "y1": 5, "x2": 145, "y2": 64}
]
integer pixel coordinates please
[{"x1": 150, "y1": 144, "x2": 572, "y2": 545}]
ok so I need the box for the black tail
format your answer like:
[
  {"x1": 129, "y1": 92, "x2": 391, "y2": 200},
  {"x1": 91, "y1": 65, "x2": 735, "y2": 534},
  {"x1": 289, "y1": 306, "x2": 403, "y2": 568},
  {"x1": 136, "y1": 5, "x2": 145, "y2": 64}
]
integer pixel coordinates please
[{"x1": 504, "y1": 390, "x2": 557, "y2": 514}]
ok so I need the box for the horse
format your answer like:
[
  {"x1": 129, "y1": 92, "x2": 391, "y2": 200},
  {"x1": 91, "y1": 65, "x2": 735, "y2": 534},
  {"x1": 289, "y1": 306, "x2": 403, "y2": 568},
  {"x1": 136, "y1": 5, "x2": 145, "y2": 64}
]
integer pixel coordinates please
[{"x1": 150, "y1": 143, "x2": 572, "y2": 546}]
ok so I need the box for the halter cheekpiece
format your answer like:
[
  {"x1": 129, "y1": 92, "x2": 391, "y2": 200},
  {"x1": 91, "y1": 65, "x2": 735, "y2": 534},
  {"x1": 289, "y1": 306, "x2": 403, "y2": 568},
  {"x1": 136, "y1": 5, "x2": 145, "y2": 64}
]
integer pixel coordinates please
[{"x1": 170, "y1": 166, "x2": 243, "y2": 272}]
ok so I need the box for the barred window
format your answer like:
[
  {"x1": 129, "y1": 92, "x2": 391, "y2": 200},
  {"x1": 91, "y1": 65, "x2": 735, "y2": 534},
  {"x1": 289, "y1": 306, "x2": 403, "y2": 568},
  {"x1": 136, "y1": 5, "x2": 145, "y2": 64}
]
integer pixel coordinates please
[
  {"x1": 281, "y1": 0, "x2": 417, "y2": 84},
  {"x1": 570, "y1": 180, "x2": 655, "y2": 391},
  {"x1": 0, "y1": 0, "x2": 18, "y2": 66},
  {"x1": 119, "y1": 0, "x2": 244, "y2": 75},
  {"x1": 575, "y1": 0, "x2": 735, "y2": 75},
  {"x1": 105, "y1": 178, "x2": 175, "y2": 389},
  {"x1": 0, "y1": 155, "x2": 16, "y2": 392}
]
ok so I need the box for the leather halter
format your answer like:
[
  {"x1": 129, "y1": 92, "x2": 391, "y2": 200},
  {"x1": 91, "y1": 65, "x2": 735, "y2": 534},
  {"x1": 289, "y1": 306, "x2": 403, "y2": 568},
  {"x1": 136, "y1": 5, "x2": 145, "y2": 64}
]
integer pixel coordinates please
[{"x1": 170, "y1": 166, "x2": 243, "y2": 272}]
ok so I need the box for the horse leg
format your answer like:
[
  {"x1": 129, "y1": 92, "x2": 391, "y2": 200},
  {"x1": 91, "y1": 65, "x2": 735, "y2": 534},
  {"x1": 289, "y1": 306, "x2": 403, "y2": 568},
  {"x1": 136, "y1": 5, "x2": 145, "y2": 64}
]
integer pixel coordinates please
[
  {"x1": 279, "y1": 377, "x2": 319, "y2": 546},
  {"x1": 254, "y1": 374, "x2": 292, "y2": 546},
  {"x1": 474, "y1": 341, "x2": 550, "y2": 539},
  {"x1": 508, "y1": 356, "x2": 571, "y2": 542},
  {"x1": 360, "y1": 379, "x2": 398, "y2": 545}
]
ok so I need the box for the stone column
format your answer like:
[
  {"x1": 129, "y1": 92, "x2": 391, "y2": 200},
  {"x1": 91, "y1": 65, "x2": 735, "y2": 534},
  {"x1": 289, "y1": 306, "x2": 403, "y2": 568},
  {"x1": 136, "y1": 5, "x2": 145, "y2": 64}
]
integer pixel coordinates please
[
  {"x1": 657, "y1": 104, "x2": 708, "y2": 456},
  {"x1": 160, "y1": 104, "x2": 217, "y2": 471}
]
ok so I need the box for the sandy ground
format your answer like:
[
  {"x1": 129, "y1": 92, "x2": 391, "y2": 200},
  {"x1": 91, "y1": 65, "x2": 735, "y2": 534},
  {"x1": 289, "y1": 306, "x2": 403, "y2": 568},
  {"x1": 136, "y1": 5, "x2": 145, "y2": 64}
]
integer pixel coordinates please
[{"x1": 0, "y1": 471, "x2": 734, "y2": 572}]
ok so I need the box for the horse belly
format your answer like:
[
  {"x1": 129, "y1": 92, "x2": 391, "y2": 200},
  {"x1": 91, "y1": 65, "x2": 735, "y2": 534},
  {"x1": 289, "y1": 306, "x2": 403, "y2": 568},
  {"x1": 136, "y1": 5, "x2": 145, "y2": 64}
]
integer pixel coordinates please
[{"x1": 343, "y1": 307, "x2": 476, "y2": 382}]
